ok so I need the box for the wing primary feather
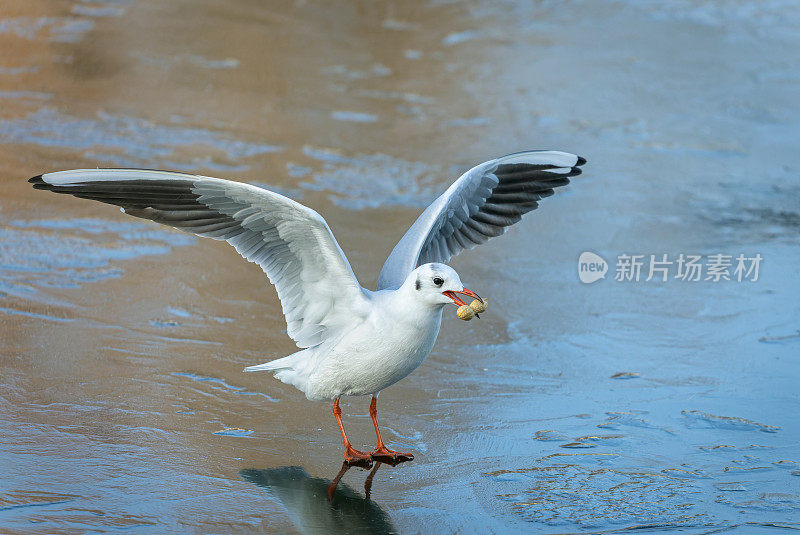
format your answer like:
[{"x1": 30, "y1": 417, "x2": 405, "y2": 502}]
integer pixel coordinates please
[
  {"x1": 376, "y1": 150, "x2": 584, "y2": 290},
  {"x1": 31, "y1": 169, "x2": 371, "y2": 349}
]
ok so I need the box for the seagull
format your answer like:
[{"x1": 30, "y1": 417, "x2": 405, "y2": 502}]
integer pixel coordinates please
[{"x1": 30, "y1": 150, "x2": 584, "y2": 466}]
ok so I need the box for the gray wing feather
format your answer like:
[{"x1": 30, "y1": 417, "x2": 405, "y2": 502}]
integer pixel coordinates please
[
  {"x1": 376, "y1": 150, "x2": 584, "y2": 290},
  {"x1": 31, "y1": 169, "x2": 370, "y2": 349}
]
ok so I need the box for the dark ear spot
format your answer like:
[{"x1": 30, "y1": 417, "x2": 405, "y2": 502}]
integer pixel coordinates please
[{"x1": 415, "y1": 278, "x2": 421, "y2": 291}]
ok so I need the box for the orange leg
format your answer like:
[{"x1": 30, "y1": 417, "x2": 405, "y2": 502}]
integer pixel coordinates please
[
  {"x1": 369, "y1": 396, "x2": 414, "y2": 465},
  {"x1": 333, "y1": 398, "x2": 373, "y2": 467}
]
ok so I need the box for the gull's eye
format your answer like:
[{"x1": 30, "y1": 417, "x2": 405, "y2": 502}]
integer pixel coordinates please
[{"x1": 433, "y1": 277, "x2": 444, "y2": 287}]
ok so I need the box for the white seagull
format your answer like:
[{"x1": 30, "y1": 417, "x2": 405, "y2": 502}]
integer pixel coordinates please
[{"x1": 30, "y1": 150, "x2": 584, "y2": 466}]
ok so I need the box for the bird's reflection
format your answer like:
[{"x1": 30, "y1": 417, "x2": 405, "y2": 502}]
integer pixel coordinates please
[
  {"x1": 240, "y1": 463, "x2": 396, "y2": 534},
  {"x1": 328, "y1": 461, "x2": 383, "y2": 501}
]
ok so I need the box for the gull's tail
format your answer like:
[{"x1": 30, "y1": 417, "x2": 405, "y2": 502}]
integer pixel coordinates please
[
  {"x1": 244, "y1": 356, "x2": 294, "y2": 372},
  {"x1": 245, "y1": 350, "x2": 312, "y2": 394}
]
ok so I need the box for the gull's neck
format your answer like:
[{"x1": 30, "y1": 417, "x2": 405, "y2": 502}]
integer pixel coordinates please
[{"x1": 390, "y1": 275, "x2": 447, "y2": 320}]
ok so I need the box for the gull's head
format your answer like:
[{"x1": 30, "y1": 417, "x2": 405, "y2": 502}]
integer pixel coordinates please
[{"x1": 407, "y1": 263, "x2": 483, "y2": 308}]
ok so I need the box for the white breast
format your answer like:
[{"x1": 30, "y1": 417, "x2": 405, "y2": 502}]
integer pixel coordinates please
[{"x1": 304, "y1": 300, "x2": 444, "y2": 400}]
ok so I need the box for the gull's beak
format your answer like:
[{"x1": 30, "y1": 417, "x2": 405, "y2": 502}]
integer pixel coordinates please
[{"x1": 443, "y1": 287, "x2": 483, "y2": 307}]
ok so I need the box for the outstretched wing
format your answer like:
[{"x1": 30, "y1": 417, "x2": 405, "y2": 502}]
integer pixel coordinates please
[
  {"x1": 30, "y1": 169, "x2": 370, "y2": 348},
  {"x1": 376, "y1": 151, "x2": 585, "y2": 290}
]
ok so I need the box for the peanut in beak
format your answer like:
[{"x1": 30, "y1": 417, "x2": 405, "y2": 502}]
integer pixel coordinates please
[{"x1": 456, "y1": 298, "x2": 488, "y2": 321}]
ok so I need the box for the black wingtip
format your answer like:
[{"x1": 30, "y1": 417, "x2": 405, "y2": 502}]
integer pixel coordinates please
[
  {"x1": 576, "y1": 156, "x2": 587, "y2": 166},
  {"x1": 29, "y1": 175, "x2": 50, "y2": 189}
]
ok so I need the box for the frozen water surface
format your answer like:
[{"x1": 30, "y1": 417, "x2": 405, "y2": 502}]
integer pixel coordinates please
[{"x1": 0, "y1": 0, "x2": 798, "y2": 533}]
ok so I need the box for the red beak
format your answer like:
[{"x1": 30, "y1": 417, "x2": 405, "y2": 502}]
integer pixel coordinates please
[{"x1": 443, "y1": 287, "x2": 483, "y2": 307}]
